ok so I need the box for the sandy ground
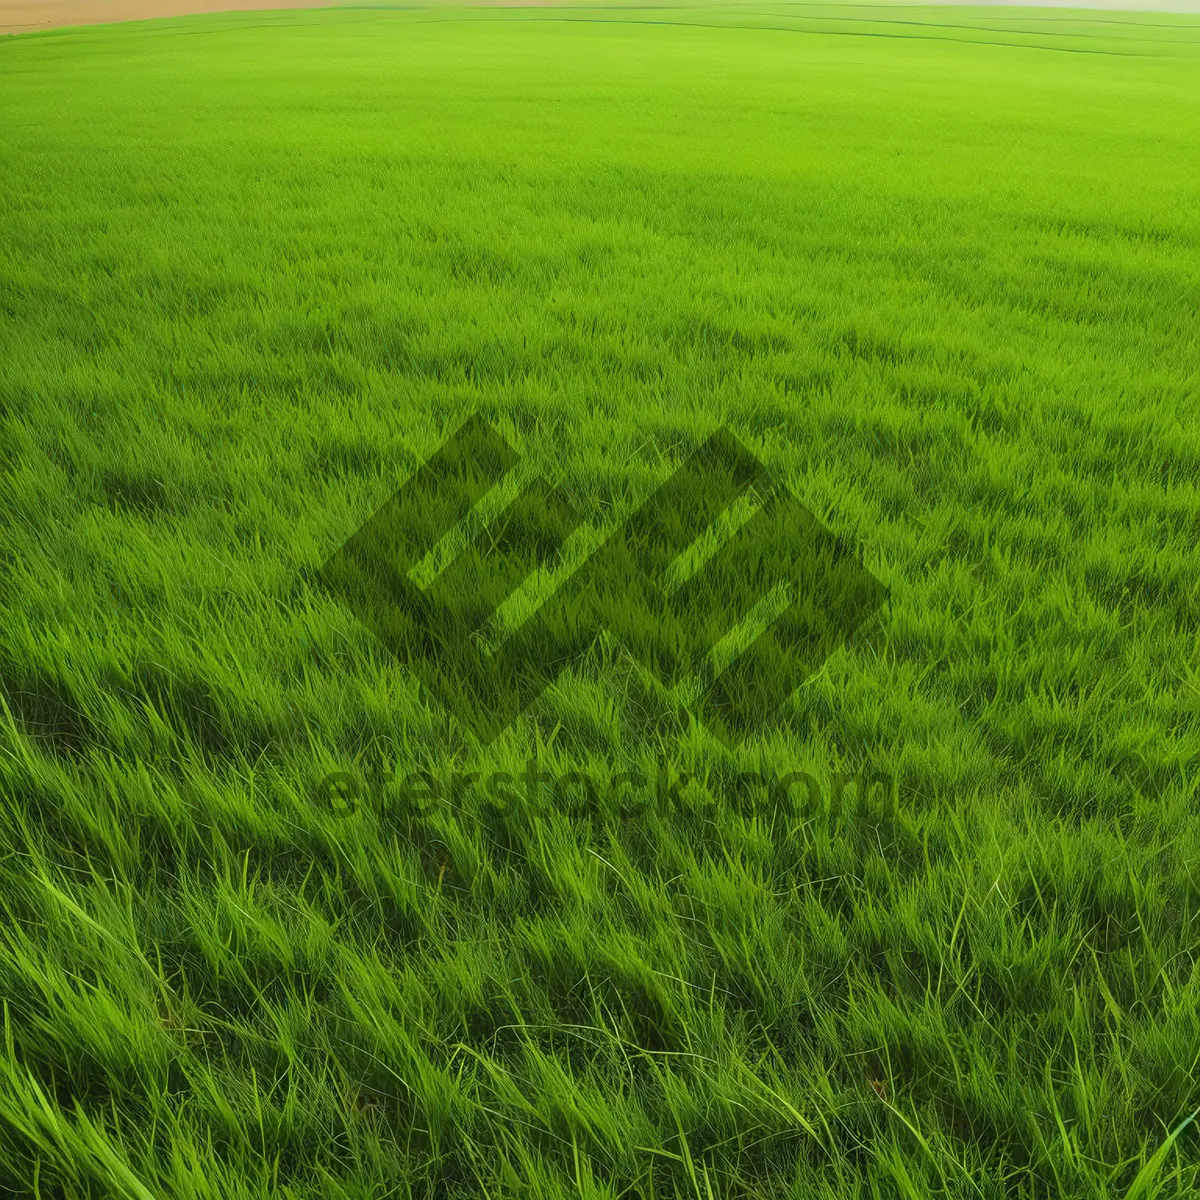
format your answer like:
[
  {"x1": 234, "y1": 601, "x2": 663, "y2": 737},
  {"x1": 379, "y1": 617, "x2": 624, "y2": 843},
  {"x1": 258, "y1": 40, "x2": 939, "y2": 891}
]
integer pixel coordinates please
[{"x1": 2, "y1": 0, "x2": 1197, "y2": 41}]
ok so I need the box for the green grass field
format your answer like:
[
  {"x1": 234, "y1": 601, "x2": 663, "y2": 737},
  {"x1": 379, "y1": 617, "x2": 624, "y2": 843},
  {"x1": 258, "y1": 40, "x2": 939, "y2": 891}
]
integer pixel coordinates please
[{"x1": 2, "y1": 4, "x2": 1200, "y2": 1196}]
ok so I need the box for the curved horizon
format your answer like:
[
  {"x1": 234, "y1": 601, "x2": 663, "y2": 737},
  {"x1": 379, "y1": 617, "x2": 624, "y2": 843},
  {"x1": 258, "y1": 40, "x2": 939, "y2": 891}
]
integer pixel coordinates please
[{"x1": 5, "y1": 0, "x2": 1200, "y2": 39}]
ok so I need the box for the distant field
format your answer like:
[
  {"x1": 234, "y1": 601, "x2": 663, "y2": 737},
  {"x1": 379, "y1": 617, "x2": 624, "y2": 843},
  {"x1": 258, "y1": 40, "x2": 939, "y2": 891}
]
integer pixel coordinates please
[
  {"x1": 7, "y1": 0, "x2": 1200, "y2": 38},
  {"x1": 2, "y1": 6, "x2": 1199, "y2": 1198}
]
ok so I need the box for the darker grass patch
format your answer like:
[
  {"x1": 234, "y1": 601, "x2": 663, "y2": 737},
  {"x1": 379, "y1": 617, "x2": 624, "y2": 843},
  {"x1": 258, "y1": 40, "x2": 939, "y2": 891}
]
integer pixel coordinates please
[
  {"x1": 1038, "y1": 214, "x2": 1190, "y2": 251},
  {"x1": 0, "y1": 663, "x2": 98, "y2": 759},
  {"x1": 825, "y1": 324, "x2": 908, "y2": 369},
  {"x1": 771, "y1": 364, "x2": 836, "y2": 400},
  {"x1": 308, "y1": 431, "x2": 396, "y2": 479},
  {"x1": 435, "y1": 243, "x2": 521, "y2": 288},
  {"x1": 98, "y1": 465, "x2": 175, "y2": 518},
  {"x1": 662, "y1": 316, "x2": 792, "y2": 361},
  {"x1": 125, "y1": 663, "x2": 290, "y2": 765}
]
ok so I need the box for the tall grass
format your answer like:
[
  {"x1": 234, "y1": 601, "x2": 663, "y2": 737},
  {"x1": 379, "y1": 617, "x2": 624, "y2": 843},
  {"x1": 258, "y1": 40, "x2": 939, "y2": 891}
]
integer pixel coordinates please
[{"x1": 1, "y1": 4, "x2": 1199, "y2": 1196}]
